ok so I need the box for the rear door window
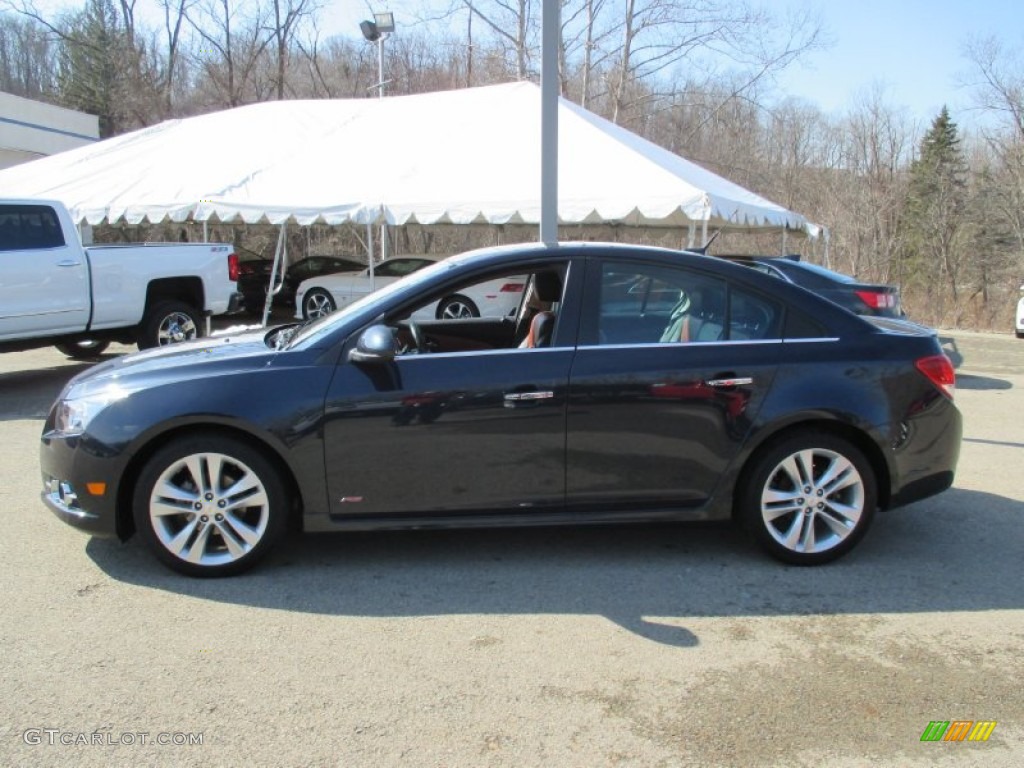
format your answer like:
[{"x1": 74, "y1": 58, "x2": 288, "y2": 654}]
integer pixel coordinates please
[{"x1": 582, "y1": 260, "x2": 782, "y2": 344}]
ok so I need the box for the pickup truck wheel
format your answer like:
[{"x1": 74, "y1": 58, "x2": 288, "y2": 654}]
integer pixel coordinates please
[
  {"x1": 139, "y1": 301, "x2": 202, "y2": 349},
  {"x1": 132, "y1": 433, "x2": 287, "y2": 577},
  {"x1": 54, "y1": 339, "x2": 111, "y2": 359}
]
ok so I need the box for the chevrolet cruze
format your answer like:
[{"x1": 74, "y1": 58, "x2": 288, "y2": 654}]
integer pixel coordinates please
[{"x1": 41, "y1": 243, "x2": 961, "y2": 576}]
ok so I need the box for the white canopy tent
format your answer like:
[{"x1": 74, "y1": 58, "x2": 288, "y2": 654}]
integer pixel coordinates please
[{"x1": 0, "y1": 82, "x2": 817, "y2": 241}]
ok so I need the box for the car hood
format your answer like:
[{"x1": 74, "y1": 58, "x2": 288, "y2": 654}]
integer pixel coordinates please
[{"x1": 63, "y1": 328, "x2": 282, "y2": 395}]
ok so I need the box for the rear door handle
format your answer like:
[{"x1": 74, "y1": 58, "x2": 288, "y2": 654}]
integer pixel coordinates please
[
  {"x1": 56, "y1": 260, "x2": 82, "y2": 267},
  {"x1": 705, "y1": 377, "x2": 753, "y2": 388}
]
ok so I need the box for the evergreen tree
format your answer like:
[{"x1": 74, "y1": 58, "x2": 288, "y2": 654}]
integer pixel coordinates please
[
  {"x1": 901, "y1": 106, "x2": 970, "y2": 322},
  {"x1": 56, "y1": 0, "x2": 130, "y2": 138}
]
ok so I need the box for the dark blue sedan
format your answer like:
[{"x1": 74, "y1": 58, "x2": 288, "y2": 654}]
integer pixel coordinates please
[{"x1": 40, "y1": 243, "x2": 961, "y2": 576}]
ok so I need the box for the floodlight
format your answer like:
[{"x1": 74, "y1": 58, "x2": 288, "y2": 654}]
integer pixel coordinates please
[{"x1": 359, "y1": 20, "x2": 381, "y2": 42}]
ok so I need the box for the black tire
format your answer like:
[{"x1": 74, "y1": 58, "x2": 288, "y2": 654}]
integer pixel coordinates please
[
  {"x1": 138, "y1": 300, "x2": 202, "y2": 349},
  {"x1": 1016, "y1": 329, "x2": 1024, "y2": 339},
  {"x1": 302, "y1": 288, "x2": 336, "y2": 320},
  {"x1": 738, "y1": 431, "x2": 877, "y2": 565},
  {"x1": 54, "y1": 339, "x2": 111, "y2": 359},
  {"x1": 132, "y1": 433, "x2": 287, "y2": 577},
  {"x1": 436, "y1": 294, "x2": 479, "y2": 320}
]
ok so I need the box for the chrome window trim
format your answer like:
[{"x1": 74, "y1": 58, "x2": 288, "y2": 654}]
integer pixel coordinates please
[
  {"x1": 396, "y1": 346, "x2": 573, "y2": 361},
  {"x1": 576, "y1": 337, "x2": 839, "y2": 351},
  {"x1": 391, "y1": 337, "x2": 840, "y2": 360}
]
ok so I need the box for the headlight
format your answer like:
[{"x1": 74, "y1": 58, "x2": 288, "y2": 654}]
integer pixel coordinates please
[{"x1": 53, "y1": 385, "x2": 131, "y2": 437}]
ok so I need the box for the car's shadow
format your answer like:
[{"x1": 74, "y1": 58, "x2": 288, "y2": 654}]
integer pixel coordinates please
[
  {"x1": 956, "y1": 373, "x2": 1013, "y2": 391},
  {"x1": 85, "y1": 486, "x2": 1024, "y2": 647}
]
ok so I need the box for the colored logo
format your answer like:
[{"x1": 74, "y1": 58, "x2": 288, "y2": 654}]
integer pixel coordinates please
[{"x1": 920, "y1": 721, "x2": 997, "y2": 742}]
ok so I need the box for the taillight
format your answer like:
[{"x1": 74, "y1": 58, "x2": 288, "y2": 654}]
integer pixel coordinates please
[
  {"x1": 228, "y1": 253, "x2": 239, "y2": 282},
  {"x1": 915, "y1": 354, "x2": 955, "y2": 400},
  {"x1": 854, "y1": 289, "x2": 895, "y2": 310},
  {"x1": 500, "y1": 283, "x2": 525, "y2": 293}
]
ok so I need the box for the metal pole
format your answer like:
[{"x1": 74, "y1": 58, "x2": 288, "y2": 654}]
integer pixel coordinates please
[
  {"x1": 539, "y1": 0, "x2": 559, "y2": 246},
  {"x1": 378, "y1": 37, "x2": 385, "y2": 98},
  {"x1": 261, "y1": 224, "x2": 287, "y2": 328},
  {"x1": 367, "y1": 220, "x2": 376, "y2": 290}
]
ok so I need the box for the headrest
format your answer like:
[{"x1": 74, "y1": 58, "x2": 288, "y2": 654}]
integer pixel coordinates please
[{"x1": 534, "y1": 271, "x2": 562, "y2": 302}]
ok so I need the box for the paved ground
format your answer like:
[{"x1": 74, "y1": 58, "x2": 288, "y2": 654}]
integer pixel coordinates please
[{"x1": 0, "y1": 329, "x2": 1021, "y2": 767}]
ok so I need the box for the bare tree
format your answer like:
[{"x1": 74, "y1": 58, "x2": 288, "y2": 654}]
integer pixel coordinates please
[
  {"x1": 185, "y1": 0, "x2": 273, "y2": 107},
  {"x1": 458, "y1": 0, "x2": 535, "y2": 80},
  {"x1": 265, "y1": 0, "x2": 318, "y2": 99},
  {"x1": 0, "y1": 12, "x2": 59, "y2": 98}
]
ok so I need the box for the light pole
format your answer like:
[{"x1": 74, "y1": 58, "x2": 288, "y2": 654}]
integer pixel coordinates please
[
  {"x1": 359, "y1": 11, "x2": 395, "y2": 99},
  {"x1": 359, "y1": 12, "x2": 397, "y2": 273}
]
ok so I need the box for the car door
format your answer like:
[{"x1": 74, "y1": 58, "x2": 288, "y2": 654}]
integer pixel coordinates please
[
  {"x1": 566, "y1": 257, "x2": 783, "y2": 512},
  {"x1": 321, "y1": 262, "x2": 578, "y2": 519},
  {"x1": 0, "y1": 203, "x2": 90, "y2": 339}
]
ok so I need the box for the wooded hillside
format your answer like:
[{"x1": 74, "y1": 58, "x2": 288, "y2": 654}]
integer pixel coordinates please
[{"x1": 3, "y1": 0, "x2": 1023, "y2": 329}]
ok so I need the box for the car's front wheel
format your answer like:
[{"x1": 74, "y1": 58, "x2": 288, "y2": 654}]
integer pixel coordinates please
[
  {"x1": 132, "y1": 433, "x2": 287, "y2": 577},
  {"x1": 302, "y1": 288, "x2": 336, "y2": 320},
  {"x1": 739, "y1": 432, "x2": 876, "y2": 565}
]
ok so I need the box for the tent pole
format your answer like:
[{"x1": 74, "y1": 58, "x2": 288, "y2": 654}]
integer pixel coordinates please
[
  {"x1": 687, "y1": 223, "x2": 696, "y2": 249},
  {"x1": 261, "y1": 224, "x2": 287, "y2": 328},
  {"x1": 203, "y1": 220, "x2": 209, "y2": 243},
  {"x1": 367, "y1": 221, "x2": 376, "y2": 290},
  {"x1": 781, "y1": 228, "x2": 787, "y2": 255},
  {"x1": 701, "y1": 219, "x2": 708, "y2": 248}
]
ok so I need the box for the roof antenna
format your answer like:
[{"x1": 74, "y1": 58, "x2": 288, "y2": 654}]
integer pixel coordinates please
[{"x1": 690, "y1": 229, "x2": 720, "y2": 255}]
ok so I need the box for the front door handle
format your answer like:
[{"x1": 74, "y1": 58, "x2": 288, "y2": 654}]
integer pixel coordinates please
[
  {"x1": 705, "y1": 376, "x2": 753, "y2": 388},
  {"x1": 56, "y1": 260, "x2": 82, "y2": 267},
  {"x1": 504, "y1": 391, "x2": 554, "y2": 402}
]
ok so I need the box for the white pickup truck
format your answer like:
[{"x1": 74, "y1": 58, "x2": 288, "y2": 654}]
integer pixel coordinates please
[{"x1": 1, "y1": 199, "x2": 242, "y2": 358}]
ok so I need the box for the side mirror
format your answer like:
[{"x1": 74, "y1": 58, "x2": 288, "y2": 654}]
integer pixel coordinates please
[{"x1": 349, "y1": 324, "x2": 397, "y2": 363}]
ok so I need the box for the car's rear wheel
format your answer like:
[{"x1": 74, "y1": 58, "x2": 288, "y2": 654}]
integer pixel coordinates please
[
  {"x1": 302, "y1": 288, "x2": 336, "y2": 320},
  {"x1": 132, "y1": 434, "x2": 287, "y2": 577},
  {"x1": 739, "y1": 432, "x2": 876, "y2": 565},
  {"x1": 436, "y1": 295, "x2": 479, "y2": 320},
  {"x1": 138, "y1": 301, "x2": 202, "y2": 349}
]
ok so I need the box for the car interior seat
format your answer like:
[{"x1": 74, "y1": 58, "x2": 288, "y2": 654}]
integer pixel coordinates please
[
  {"x1": 523, "y1": 311, "x2": 556, "y2": 348},
  {"x1": 517, "y1": 271, "x2": 562, "y2": 347},
  {"x1": 660, "y1": 286, "x2": 725, "y2": 343}
]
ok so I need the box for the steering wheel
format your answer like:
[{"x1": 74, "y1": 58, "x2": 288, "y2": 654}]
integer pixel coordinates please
[{"x1": 407, "y1": 320, "x2": 426, "y2": 354}]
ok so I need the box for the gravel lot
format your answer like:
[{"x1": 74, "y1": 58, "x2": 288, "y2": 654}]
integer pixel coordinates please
[{"x1": 1, "y1": 329, "x2": 1021, "y2": 767}]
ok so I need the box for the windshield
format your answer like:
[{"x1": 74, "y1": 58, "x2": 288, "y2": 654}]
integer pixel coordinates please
[{"x1": 287, "y1": 257, "x2": 461, "y2": 348}]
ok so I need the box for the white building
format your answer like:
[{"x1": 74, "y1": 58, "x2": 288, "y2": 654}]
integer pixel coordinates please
[{"x1": 0, "y1": 91, "x2": 99, "y2": 170}]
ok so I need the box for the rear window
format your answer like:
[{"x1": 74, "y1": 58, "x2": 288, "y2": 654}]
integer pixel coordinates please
[
  {"x1": 0, "y1": 205, "x2": 66, "y2": 251},
  {"x1": 776, "y1": 260, "x2": 856, "y2": 285}
]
